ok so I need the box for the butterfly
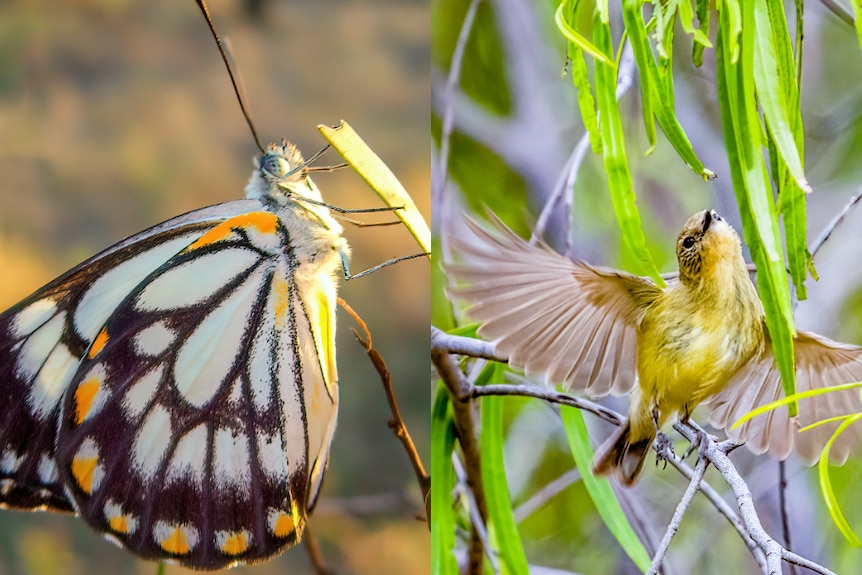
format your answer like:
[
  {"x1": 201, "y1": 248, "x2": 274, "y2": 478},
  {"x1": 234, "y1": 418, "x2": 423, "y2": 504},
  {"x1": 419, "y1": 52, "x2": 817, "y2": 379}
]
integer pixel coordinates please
[{"x1": 0, "y1": 140, "x2": 348, "y2": 569}]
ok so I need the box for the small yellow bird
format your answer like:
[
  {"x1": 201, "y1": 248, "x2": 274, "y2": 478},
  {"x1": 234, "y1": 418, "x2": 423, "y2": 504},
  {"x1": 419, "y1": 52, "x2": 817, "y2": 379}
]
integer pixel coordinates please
[{"x1": 447, "y1": 210, "x2": 862, "y2": 485}]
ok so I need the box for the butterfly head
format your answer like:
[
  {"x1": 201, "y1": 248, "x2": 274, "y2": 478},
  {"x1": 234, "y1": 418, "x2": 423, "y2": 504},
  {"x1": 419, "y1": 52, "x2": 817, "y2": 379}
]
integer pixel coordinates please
[{"x1": 245, "y1": 140, "x2": 324, "y2": 205}]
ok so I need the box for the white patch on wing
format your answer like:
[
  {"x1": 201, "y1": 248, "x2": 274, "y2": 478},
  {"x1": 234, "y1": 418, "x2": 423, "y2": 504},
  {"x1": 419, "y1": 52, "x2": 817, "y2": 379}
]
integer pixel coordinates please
[
  {"x1": 173, "y1": 268, "x2": 264, "y2": 407},
  {"x1": 122, "y1": 364, "x2": 164, "y2": 418},
  {"x1": 133, "y1": 321, "x2": 177, "y2": 357},
  {"x1": 75, "y1": 235, "x2": 195, "y2": 340},
  {"x1": 0, "y1": 448, "x2": 23, "y2": 473},
  {"x1": 166, "y1": 423, "x2": 208, "y2": 486},
  {"x1": 213, "y1": 427, "x2": 251, "y2": 495},
  {"x1": 249, "y1": 324, "x2": 274, "y2": 411},
  {"x1": 17, "y1": 312, "x2": 65, "y2": 380},
  {"x1": 12, "y1": 298, "x2": 58, "y2": 339},
  {"x1": 30, "y1": 343, "x2": 79, "y2": 419},
  {"x1": 37, "y1": 453, "x2": 58, "y2": 483},
  {"x1": 132, "y1": 405, "x2": 172, "y2": 481},
  {"x1": 135, "y1": 249, "x2": 259, "y2": 312},
  {"x1": 257, "y1": 431, "x2": 289, "y2": 481}
]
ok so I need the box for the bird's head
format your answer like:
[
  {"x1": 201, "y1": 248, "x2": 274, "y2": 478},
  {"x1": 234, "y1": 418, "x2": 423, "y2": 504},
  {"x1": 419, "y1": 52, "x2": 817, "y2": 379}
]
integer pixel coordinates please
[{"x1": 676, "y1": 210, "x2": 744, "y2": 287}]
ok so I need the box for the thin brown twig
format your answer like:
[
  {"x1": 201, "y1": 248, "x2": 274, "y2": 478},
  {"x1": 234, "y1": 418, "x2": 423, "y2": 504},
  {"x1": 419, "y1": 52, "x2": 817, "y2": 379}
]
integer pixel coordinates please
[
  {"x1": 303, "y1": 523, "x2": 332, "y2": 575},
  {"x1": 338, "y1": 298, "x2": 430, "y2": 508}
]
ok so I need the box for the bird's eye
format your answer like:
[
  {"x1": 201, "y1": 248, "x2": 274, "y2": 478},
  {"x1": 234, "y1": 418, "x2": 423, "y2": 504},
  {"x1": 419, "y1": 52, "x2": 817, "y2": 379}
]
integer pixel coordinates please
[{"x1": 682, "y1": 236, "x2": 695, "y2": 249}]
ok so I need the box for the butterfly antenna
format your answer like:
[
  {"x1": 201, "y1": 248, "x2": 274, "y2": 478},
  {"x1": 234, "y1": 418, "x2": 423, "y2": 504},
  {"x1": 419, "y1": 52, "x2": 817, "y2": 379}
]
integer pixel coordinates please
[{"x1": 195, "y1": 0, "x2": 265, "y2": 154}]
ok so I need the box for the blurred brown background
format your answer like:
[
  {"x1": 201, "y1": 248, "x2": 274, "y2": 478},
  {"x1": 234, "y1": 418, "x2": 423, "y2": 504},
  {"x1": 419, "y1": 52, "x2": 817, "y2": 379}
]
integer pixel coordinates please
[{"x1": 0, "y1": 0, "x2": 429, "y2": 573}]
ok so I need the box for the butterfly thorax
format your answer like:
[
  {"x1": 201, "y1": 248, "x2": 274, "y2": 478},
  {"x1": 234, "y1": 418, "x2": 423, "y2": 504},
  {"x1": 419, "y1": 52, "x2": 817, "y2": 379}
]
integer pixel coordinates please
[{"x1": 244, "y1": 141, "x2": 349, "y2": 275}]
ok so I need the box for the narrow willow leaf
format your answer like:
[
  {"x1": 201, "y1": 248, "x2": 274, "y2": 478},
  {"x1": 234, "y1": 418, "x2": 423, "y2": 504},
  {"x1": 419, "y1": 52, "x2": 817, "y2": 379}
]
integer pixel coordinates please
[
  {"x1": 818, "y1": 415, "x2": 862, "y2": 546},
  {"x1": 853, "y1": 0, "x2": 862, "y2": 49},
  {"x1": 622, "y1": 0, "x2": 713, "y2": 179},
  {"x1": 593, "y1": 9, "x2": 665, "y2": 286},
  {"x1": 693, "y1": 0, "x2": 711, "y2": 66},
  {"x1": 432, "y1": 385, "x2": 459, "y2": 575},
  {"x1": 751, "y1": 0, "x2": 810, "y2": 193},
  {"x1": 560, "y1": 408, "x2": 651, "y2": 571},
  {"x1": 622, "y1": 0, "x2": 657, "y2": 153},
  {"x1": 732, "y1": 381, "x2": 862, "y2": 428},
  {"x1": 569, "y1": 44, "x2": 603, "y2": 153},
  {"x1": 715, "y1": 1, "x2": 797, "y2": 412},
  {"x1": 555, "y1": 3, "x2": 613, "y2": 66},
  {"x1": 319, "y1": 121, "x2": 431, "y2": 253},
  {"x1": 480, "y1": 367, "x2": 530, "y2": 575}
]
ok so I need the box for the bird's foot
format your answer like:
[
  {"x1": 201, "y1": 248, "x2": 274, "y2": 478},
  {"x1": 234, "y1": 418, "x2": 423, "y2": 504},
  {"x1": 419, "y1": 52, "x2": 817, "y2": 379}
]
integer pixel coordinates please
[
  {"x1": 681, "y1": 424, "x2": 713, "y2": 461},
  {"x1": 654, "y1": 432, "x2": 675, "y2": 469}
]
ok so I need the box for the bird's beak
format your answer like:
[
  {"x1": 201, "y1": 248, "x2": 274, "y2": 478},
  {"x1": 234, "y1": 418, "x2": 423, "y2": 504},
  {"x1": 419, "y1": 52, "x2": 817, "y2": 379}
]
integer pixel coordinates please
[{"x1": 702, "y1": 210, "x2": 713, "y2": 232}]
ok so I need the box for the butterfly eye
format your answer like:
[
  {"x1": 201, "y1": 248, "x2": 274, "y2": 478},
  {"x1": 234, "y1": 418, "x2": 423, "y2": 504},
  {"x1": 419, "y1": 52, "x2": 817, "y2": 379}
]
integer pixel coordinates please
[
  {"x1": 260, "y1": 153, "x2": 292, "y2": 180},
  {"x1": 682, "y1": 236, "x2": 695, "y2": 249}
]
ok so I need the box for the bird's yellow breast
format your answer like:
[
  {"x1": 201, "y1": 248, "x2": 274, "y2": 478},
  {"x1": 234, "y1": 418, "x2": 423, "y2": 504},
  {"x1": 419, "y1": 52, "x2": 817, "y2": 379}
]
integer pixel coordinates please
[{"x1": 636, "y1": 276, "x2": 764, "y2": 427}]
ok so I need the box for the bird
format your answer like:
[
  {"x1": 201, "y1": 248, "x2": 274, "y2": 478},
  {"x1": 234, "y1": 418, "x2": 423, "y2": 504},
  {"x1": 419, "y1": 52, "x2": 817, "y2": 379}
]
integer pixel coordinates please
[{"x1": 445, "y1": 209, "x2": 862, "y2": 485}]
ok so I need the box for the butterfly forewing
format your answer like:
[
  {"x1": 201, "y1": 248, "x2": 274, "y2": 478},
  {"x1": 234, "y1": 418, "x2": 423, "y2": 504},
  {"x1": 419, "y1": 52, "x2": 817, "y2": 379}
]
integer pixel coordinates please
[{"x1": 0, "y1": 217, "x2": 225, "y2": 513}]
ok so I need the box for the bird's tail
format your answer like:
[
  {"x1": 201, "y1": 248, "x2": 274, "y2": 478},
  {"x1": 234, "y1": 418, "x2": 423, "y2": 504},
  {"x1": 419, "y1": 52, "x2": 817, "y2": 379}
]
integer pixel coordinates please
[{"x1": 592, "y1": 420, "x2": 655, "y2": 486}]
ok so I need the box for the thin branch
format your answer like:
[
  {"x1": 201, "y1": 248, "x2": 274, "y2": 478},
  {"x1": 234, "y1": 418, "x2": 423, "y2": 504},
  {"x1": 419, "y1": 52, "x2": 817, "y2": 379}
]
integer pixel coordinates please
[
  {"x1": 810, "y1": 188, "x2": 862, "y2": 259},
  {"x1": 646, "y1": 455, "x2": 710, "y2": 575},
  {"x1": 454, "y1": 455, "x2": 500, "y2": 574},
  {"x1": 513, "y1": 468, "x2": 582, "y2": 523},
  {"x1": 434, "y1": 0, "x2": 482, "y2": 201},
  {"x1": 779, "y1": 461, "x2": 800, "y2": 575},
  {"x1": 816, "y1": 0, "x2": 854, "y2": 26},
  {"x1": 340, "y1": 298, "x2": 430, "y2": 506}
]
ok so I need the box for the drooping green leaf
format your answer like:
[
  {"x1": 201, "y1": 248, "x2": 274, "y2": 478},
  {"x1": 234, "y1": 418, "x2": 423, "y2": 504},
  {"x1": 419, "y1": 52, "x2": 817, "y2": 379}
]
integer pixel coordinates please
[
  {"x1": 560, "y1": 408, "x2": 651, "y2": 571},
  {"x1": 715, "y1": 0, "x2": 797, "y2": 413},
  {"x1": 480, "y1": 365, "x2": 529, "y2": 575},
  {"x1": 592, "y1": 9, "x2": 665, "y2": 286},
  {"x1": 431, "y1": 384, "x2": 458, "y2": 575},
  {"x1": 819, "y1": 415, "x2": 862, "y2": 546}
]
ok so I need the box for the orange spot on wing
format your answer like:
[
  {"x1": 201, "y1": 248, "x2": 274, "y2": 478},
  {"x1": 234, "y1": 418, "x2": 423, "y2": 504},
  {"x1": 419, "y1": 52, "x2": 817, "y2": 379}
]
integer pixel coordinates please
[
  {"x1": 71, "y1": 456, "x2": 99, "y2": 494},
  {"x1": 185, "y1": 212, "x2": 279, "y2": 252},
  {"x1": 272, "y1": 274, "x2": 290, "y2": 326},
  {"x1": 74, "y1": 378, "x2": 100, "y2": 424},
  {"x1": 109, "y1": 515, "x2": 130, "y2": 534},
  {"x1": 220, "y1": 532, "x2": 249, "y2": 555},
  {"x1": 161, "y1": 527, "x2": 190, "y2": 554},
  {"x1": 272, "y1": 512, "x2": 296, "y2": 538},
  {"x1": 88, "y1": 327, "x2": 109, "y2": 359}
]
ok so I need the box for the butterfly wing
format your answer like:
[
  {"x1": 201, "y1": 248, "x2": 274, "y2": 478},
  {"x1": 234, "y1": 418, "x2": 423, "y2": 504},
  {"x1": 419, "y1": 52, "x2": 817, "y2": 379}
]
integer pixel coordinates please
[
  {"x1": 49, "y1": 207, "x2": 341, "y2": 569},
  {"x1": 0, "y1": 202, "x2": 256, "y2": 512}
]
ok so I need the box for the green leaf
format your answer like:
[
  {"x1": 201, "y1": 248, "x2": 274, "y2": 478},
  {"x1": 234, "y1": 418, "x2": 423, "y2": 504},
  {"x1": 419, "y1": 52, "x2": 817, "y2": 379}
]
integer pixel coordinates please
[
  {"x1": 819, "y1": 414, "x2": 862, "y2": 546},
  {"x1": 432, "y1": 385, "x2": 459, "y2": 575},
  {"x1": 593, "y1": 9, "x2": 665, "y2": 286},
  {"x1": 555, "y1": 2, "x2": 613, "y2": 66},
  {"x1": 480, "y1": 366, "x2": 530, "y2": 575},
  {"x1": 622, "y1": 0, "x2": 713, "y2": 179},
  {"x1": 716, "y1": 0, "x2": 797, "y2": 413},
  {"x1": 569, "y1": 44, "x2": 603, "y2": 153},
  {"x1": 560, "y1": 408, "x2": 651, "y2": 571},
  {"x1": 751, "y1": 0, "x2": 810, "y2": 194},
  {"x1": 693, "y1": 0, "x2": 711, "y2": 67},
  {"x1": 732, "y1": 381, "x2": 862, "y2": 428}
]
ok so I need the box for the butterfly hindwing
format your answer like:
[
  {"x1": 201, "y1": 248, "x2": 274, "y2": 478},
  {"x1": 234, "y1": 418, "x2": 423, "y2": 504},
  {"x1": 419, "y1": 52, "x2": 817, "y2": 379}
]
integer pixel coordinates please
[{"x1": 52, "y1": 208, "x2": 339, "y2": 569}]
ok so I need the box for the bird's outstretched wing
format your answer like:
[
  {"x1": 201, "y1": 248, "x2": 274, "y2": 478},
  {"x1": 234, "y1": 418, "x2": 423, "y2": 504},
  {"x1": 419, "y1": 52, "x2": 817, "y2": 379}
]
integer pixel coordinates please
[
  {"x1": 446, "y1": 214, "x2": 662, "y2": 397},
  {"x1": 709, "y1": 328, "x2": 862, "y2": 464}
]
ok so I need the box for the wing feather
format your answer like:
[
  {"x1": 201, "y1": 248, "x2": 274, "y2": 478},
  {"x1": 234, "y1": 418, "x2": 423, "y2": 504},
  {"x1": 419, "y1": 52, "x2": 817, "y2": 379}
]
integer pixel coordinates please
[
  {"x1": 709, "y1": 328, "x2": 862, "y2": 464},
  {"x1": 447, "y1": 215, "x2": 661, "y2": 397}
]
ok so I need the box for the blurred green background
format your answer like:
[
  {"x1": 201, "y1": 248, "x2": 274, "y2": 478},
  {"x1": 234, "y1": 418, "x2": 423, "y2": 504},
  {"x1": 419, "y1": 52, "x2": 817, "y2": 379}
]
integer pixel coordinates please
[
  {"x1": 433, "y1": 0, "x2": 862, "y2": 574},
  {"x1": 0, "y1": 0, "x2": 429, "y2": 574}
]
